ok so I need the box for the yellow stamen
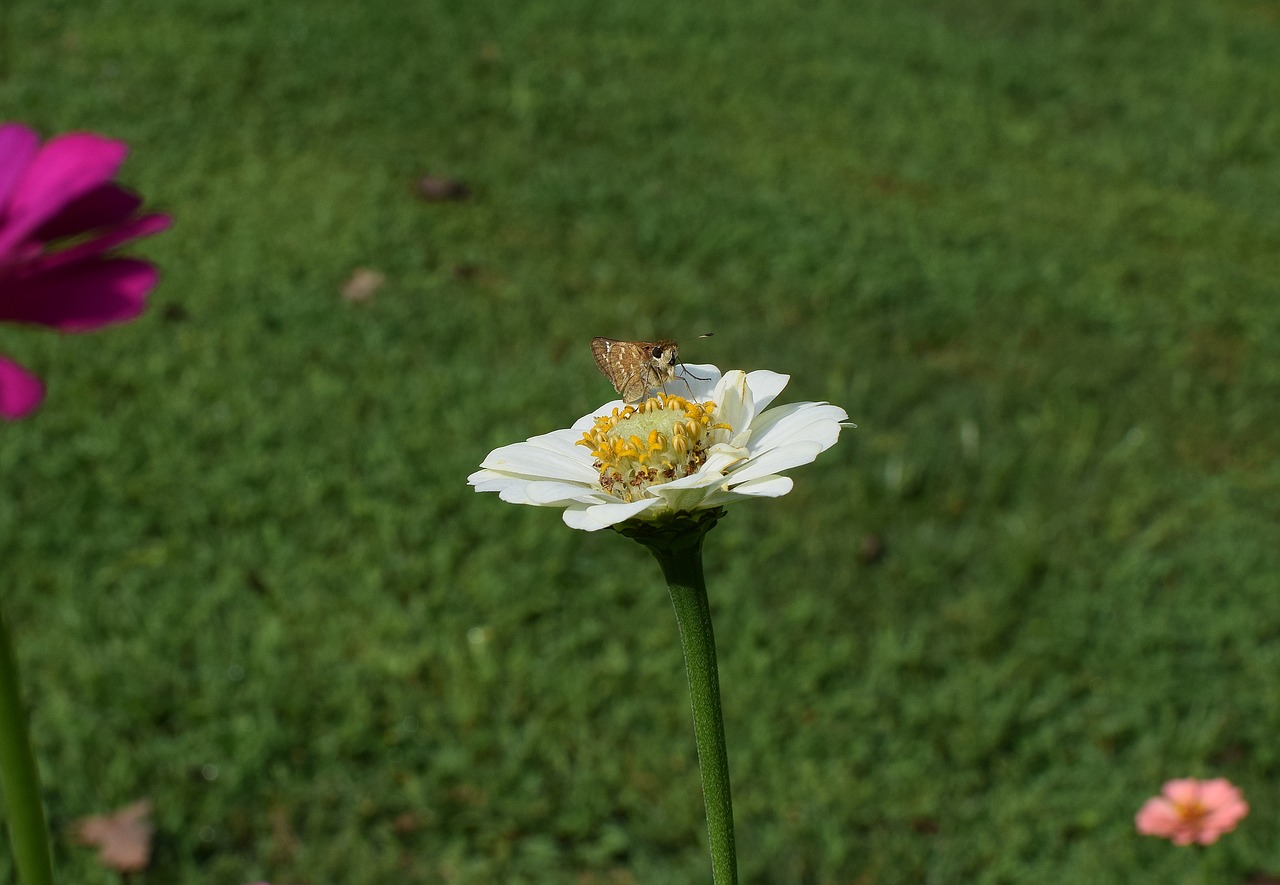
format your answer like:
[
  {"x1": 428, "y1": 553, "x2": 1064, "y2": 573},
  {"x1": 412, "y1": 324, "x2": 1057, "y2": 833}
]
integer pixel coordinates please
[{"x1": 577, "y1": 393, "x2": 729, "y2": 503}]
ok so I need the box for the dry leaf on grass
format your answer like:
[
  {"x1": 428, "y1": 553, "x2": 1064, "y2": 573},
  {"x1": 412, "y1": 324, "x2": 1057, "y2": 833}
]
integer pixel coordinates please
[
  {"x1": 414, "y1": 175, "x2": 471, "y2": 202},
  {"x1": 341, "y1": 267, "x2": 386, "y2": 303},
  {"x1": 73, "y1": 799, "x2": 154, "y2": 873},
  {"x1": 858, "y1": 533, "x2": 885, "y2": 564}
]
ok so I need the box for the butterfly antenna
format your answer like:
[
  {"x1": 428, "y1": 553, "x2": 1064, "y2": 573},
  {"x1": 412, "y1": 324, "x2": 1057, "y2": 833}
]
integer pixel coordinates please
[
  {"x1": 672, "y1": 333, "x2": 715, "y2": 400},
  {"x1": 679, "y1": 333, "x2": 713, "y2": 383}
]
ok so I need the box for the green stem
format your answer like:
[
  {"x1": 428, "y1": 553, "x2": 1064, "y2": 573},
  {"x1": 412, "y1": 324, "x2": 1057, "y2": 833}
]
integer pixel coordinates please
[
  {"x1": 621, "y1": 510, "x2": 737, "y2": 884},
  {"x1": 0, "y1": 605, "x2": 55, "y2": 885}
]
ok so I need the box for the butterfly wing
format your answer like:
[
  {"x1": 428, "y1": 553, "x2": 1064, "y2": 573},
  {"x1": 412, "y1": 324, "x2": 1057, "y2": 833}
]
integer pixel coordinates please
[
  {"x1": 590, "y1": 337, "x2": 618, "y2": 378},
  {"x1": 591, "y1": 337, "x2": 681, "y2": 402},
  {"x1": 619, "y1": 372, "x2": 649, "y2": 403},
  {"x1": 591, "y1": 337, "x2": 645, "y2": 399}
]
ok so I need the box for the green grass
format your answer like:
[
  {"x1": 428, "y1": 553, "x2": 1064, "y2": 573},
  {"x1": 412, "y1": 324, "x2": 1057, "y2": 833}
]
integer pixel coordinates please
[{"x1": 2, "y1": 0, "x2": 1279, "y2": 881}]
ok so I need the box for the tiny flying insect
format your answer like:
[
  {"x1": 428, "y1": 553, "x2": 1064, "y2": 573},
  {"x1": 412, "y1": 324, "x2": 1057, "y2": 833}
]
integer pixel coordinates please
[{"x1": 591, "y1": 333, "x2": 713, "y2": 403}]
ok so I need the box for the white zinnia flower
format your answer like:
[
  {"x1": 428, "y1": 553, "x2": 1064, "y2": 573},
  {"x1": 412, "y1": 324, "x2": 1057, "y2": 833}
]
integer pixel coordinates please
[{"x1": 468, "y1": 364, "x2": 850, "y2": 531}]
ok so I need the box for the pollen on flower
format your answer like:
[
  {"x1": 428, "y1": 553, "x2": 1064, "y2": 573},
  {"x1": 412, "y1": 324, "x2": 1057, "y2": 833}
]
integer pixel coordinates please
[{"x1": 577, "y1": 393, "x2": 728, "y2": 502}]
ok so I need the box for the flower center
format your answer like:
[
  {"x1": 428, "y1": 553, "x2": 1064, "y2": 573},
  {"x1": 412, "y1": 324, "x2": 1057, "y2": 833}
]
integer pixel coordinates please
[
  {"x1": 1175, "y1": 800, "x2": 1208, "y2": 824},
  {"x1": 577, "y1": 394, "x2": 727, "y2": 502}
]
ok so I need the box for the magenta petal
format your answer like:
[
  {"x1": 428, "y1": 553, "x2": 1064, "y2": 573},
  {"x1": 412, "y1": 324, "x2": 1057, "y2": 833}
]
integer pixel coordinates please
[
  {"x1": 34, "y1": 183, "x2": 144, "y2": 242},
  {"x1": 0, "y1": 132, "x2": 128, "y2": 255},
  {"x1": 0, "y1": 124, "x2": 41, "y2": 211},
  {"x1": 0, "y1": 257, "x2": 157, "y2": 331},
  {"x1": 27, "y1": 212, "x2": 172, "y2": 276},
  {"x1": 0, "y1": 355, "x2": 45, "y2": 419}
]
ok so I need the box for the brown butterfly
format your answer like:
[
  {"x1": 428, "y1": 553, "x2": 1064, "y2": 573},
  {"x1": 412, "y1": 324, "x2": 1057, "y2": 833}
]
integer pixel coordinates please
[{"x1": 591, "y1": 335, "x2": 711, "y2": 403}]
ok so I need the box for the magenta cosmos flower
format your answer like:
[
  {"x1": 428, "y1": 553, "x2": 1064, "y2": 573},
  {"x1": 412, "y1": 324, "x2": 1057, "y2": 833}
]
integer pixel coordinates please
[
  {"x1": 0, "y1": 122, "x2": 171, "y2": 419},
  {"x1": 1135, "y1": 777, "x2": 1248, "y2": 846}
]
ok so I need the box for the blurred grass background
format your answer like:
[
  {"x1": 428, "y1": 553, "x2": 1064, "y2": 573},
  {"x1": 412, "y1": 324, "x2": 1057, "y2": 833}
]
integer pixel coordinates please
[{"x1": 3, "y1": 0, "x2": 1280, "y2": 881}]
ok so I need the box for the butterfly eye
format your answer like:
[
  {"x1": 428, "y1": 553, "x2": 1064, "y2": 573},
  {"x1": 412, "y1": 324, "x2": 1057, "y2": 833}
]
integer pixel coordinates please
[{"x1": 652, "y1": 346, "x2": 665, "y2": 358}]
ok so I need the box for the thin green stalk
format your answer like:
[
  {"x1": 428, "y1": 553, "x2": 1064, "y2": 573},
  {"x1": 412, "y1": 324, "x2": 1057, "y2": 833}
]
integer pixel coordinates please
[
  {"x1": 0, "y1": 605, "x2": 55, "y2": 885},
  {"x1": 621, "y1": 510, "x2": 737, "y2": 884}
]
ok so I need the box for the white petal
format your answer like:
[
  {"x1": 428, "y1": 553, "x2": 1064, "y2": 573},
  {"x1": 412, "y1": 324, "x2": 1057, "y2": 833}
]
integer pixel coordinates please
[
  {"x1": 701, "y1": 443, "x2": 749, "y2": 476},
  {"x1": 743, "y1": 370, "x2": 790, "y2": 412},
  {"x1": 642, "y1": 454, "x2": 729, "y2": 506},
  {"x1": 562, "y1": 498, "x2": 663, "y2": 531},
  {"x1": 479, "y1": 432, "x2": 596, "y2": 484},
  {"x1": 468, "y1": 471, "x2": 531, "y2": 495},
  {"x1": 656, "y1": 466, "x2": 729, "y2": 492},
  {"x1": 700, "y1": 474, "x2": 794, "y2": 507},
  {"x1": 726, "y1": 474, "x2": 794, "y2": 498},
  {"x1": 476, "y1": 475, "x2": 585, "y2": 508},
  {"x1": 745, "y1": 403, "x2": 849, "y2": 456},
  {"x1": 726, "y1": 440, "x2": 825, "y2": 485},
  {"x1": 712, "y1": 371, "x2": 756, "y2": 440},
  {"x1": 498, "y1": 483, "x2": 542, "y2": 504},
  {"x1": 648, "y1": 470, "x2": 725, "y2": 512},
  {"x1": 707, "y1": 370, "x2": 789, "y2": 441},
  {"x1": 524, "y1": 480, "x2": 612, "y2": 506},
  {"x1": 675, "y1": 363, "x2": 722, "y2": 401},
  {"x1": 485, "y1": 477, "x2": 596, "y2": 507}
]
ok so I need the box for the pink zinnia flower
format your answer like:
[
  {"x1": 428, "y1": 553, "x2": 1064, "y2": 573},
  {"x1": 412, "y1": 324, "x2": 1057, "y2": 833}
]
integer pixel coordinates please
[
  {"x1": 0, "y1": 122, "x2": 171, "y2": 419},
  {"x1": 1135, "y1": 777, "x2": 1249, "y2": 846}
]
